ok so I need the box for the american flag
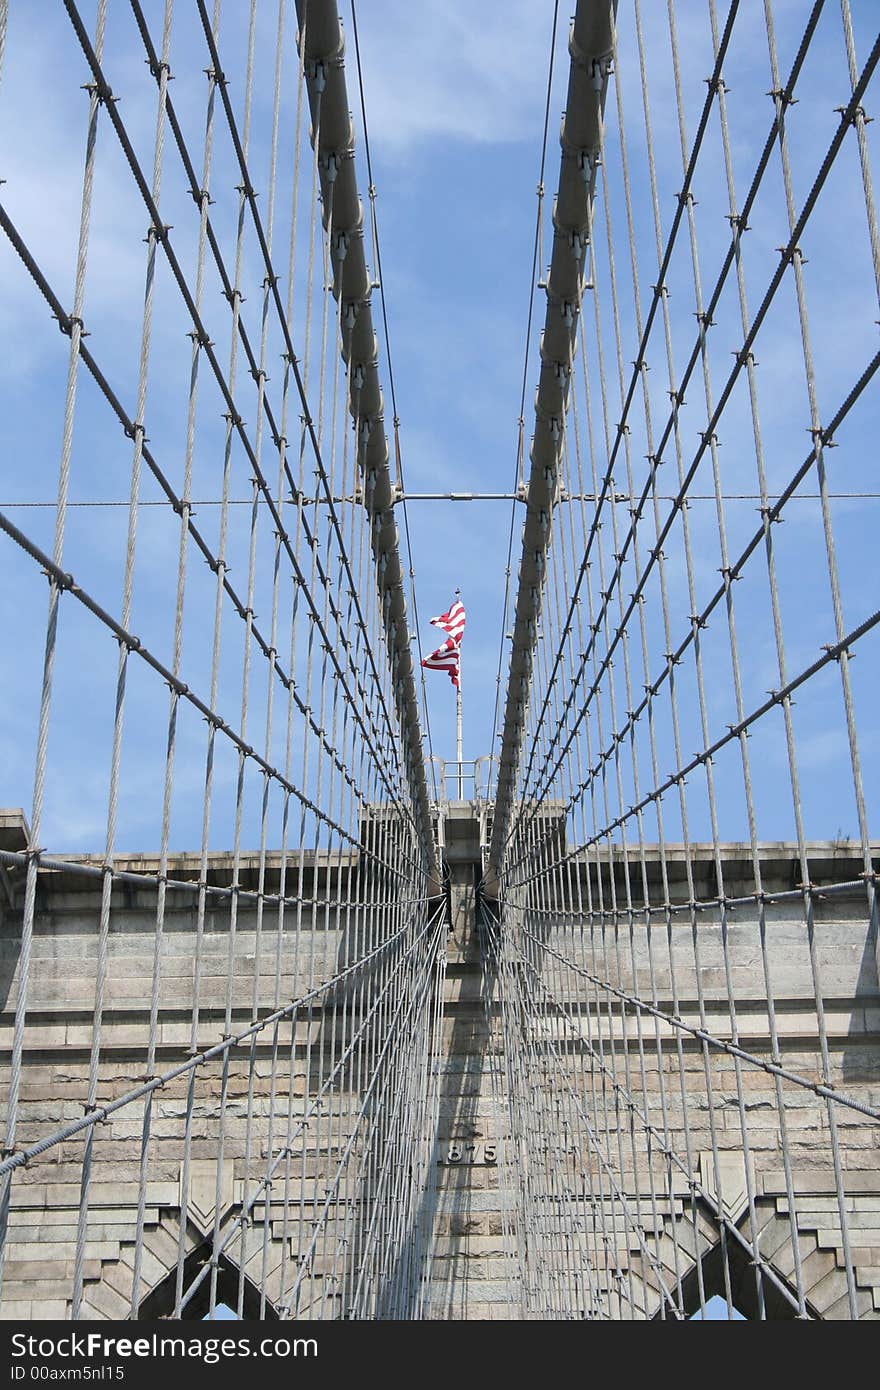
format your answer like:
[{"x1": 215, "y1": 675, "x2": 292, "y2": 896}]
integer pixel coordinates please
[
  {"x1": 430, "y1": 598, "x2": 466, "y2": 645},
  {"x1": 421, "y1": 635, "x2": 461, "y2": 688},
  {"x1": 421, "y1": 596, "x2": 466, "y2": 688}
]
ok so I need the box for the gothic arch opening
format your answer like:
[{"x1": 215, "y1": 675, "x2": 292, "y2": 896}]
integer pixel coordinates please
[
  {"x1": 667, "y1": 1230, "x2": 817, "y2": 1321},
  {"x1": 136, "y1": 1244, "x2": 279, "y2": 1322}
]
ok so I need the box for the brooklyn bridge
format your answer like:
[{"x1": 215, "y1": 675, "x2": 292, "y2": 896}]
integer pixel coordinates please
[{"x1": 0, "y1": 0, "x2": 877, "y2": 1320}]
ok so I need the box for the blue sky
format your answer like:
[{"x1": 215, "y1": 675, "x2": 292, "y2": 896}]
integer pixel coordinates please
[{"x1": 0, "y1": 1, "x2": 877, "y2": 855}]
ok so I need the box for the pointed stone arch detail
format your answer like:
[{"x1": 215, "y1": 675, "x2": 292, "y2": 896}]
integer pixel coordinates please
[
  {"x1": 76, "y1": 1203, "x2": 297, "y2": 1321},
  {"x1": 136, "y1": 1241, "x2": 280, "y2": 1321},
  {"x1": 628, "y1": 1189, "x2": 880, "y2": 1321}
]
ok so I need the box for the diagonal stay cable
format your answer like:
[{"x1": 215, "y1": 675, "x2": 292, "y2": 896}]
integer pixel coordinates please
[
  {"x1": 347, "y1": 0, "x2": 438, "y2": 799},
  {"x1": 513, "y1": 341, "x2": 880, "y2": 863},
  {"x1": 505, "y1": 30, "x2": 880, "y2": 856},
  {"x1": 61, "y1": 0, "x2": 419, "y2": 837},
  {"x1": 190, "y1": 0, "x2": 420, "y2": 803},
  {"x1": 0, "y1": 902, "x2": 442, "y2": 1181},
  {"x1": 0, "y1": 502, "x2": 413, "y2": 883},
  {"x1": 140, "y1": 0, "x2": 415, "y2": 813},
  {"x1": 130, "y1": 0, "x2": 409, "y2": 789},
  {"x1": 508, "y1": 0, "x2": 746, "y2": 819},
  {"x1": 0, "y1": 201, "x2": 421, "y2": 867},
  {"x1": 513, "y1": 1, "x2": 833, "y2": 812},
  {"x1": 491, "y1": 0, "x2": 562, "y2": 758},
  {"x1": 511, "y1": 599, "x2": 880, "y2": 888},
  {"x1": 521, "y1": 927, "x2": 880, "y2": 1124}
]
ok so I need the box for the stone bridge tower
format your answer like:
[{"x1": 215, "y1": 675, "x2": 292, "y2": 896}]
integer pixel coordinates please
[{"x1": 1, "y1": 805, "x2": 877, "y2": 1319}]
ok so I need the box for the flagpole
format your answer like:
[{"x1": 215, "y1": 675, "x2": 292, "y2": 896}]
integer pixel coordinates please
[
  {"x1": 456, "y1": 680, "x2": 463, "y2": 798},
  {"x1": 455, "y1": 589, "x2": 463, "y2": 798}
]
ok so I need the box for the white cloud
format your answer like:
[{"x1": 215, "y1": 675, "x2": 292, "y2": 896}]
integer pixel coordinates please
[{"x1": 346, "y1": 0, "x2": 561, "y2": 154}]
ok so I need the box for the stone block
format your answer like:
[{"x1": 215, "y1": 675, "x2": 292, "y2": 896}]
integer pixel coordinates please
[
  {"x1": 82, "y1": 1271, "x2": 136, "y2": 1320},
  {"x1": 447, "y1": 1213, "x2": 488, "y2": 1237},
  {"x1": 4, "y1": 1279, "x2": 77, "y2": 1304},
  {"x1": 0, "y1": 1301, "x2": 32, "y2": 1320},
  {"x1": 823, "y1": 1285, "x2": 876, "y2": 1319},
  {"x1": 29, "y1": 1300, "x2": 69, "y2": 1320}
]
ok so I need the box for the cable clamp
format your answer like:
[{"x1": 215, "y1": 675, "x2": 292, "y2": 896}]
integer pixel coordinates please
[
  {"x1": 733, "y1": 345, "x2": 756, "y2": 370},
  {"x1": 45, "y1": 568, "x2": 75, "y2": 595},
  {"x1": 91, "y1": 76, "x2": 116, "y2": 106},
  {"x1": 808, "y1": 424, "x2": 835, "y2": 449},
  {"x1": 590, "y1": 55, "x2": 613, "y2": 91},
  {"x1": 146, "y1": 222, "x2": 171, "y2": 246},
  {"x1": 704, "y1": 73, "x2": 729, "y2": 97},
  {"x1": 57, "y1": 313, "x2": 84, "y2": 340}
]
